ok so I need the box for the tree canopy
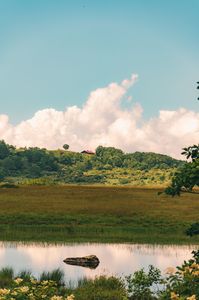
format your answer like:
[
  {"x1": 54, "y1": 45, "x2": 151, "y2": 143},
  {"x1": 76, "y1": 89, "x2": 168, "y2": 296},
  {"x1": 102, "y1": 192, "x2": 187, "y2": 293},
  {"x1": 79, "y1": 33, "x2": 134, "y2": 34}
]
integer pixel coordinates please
[
  {"x1": 63, "y1": 144, "x2": 69, "y2": 150},
  {"x1": 0, "y1": 141, "x2": 183, "y2": 185},
  {"x1": 165, "y1": 144, "x2": 199, "y2": 196}
]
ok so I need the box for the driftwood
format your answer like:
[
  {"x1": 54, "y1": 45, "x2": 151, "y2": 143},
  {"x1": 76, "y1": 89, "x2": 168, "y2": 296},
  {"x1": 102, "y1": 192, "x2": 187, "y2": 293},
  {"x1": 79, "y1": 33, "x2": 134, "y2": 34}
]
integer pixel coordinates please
[{"x1": 63, "y1": 255, "x2": 100, "y2": 269}]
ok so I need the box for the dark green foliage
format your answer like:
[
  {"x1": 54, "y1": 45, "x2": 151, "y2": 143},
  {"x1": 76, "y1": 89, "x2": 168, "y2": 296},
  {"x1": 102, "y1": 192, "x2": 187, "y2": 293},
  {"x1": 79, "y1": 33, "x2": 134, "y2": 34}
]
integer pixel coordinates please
[
  {"x1": 63, "y1": 144, "x2": 69, "y2": 150},
  {"x1": 181, "y1": 144, "x2": 199, "y2": 161},
  {"x1": 0, "y1": 140, "x2": 11, "y2": 159},
  {"x1": 123, "y1": 151, "x2": 183, "y2": 170},
  {"x1": 0, "y1": 267, "x2": 14, "y2": 287},
  {"x1": 95, "y1": 145, "x2": 124, "y2": 168},
  {"x1": 161, "y1": 250, "x2": 199, "y2": 299},
  {"x1": 0, "y1": 142, "x2": 59, "y2": 179},
  {"x1": 126, "y1": 250, "x2": 199, "y2": 300},
  {"x1": 126, "y1": 265, "x2": 162, "y2": 300},
  {"x1": 192, "y1": 249, "x2": 199, "y2": 263},
  {"x1": 0, "y1": 141, "x2": 183, "y2": 185},
  {"x1": 165, "y1": 144, "x2": 199, "y2": 196},
  {"x1": 0, "y1": 183, "x2": 18, "y2": 188},
  {"x1": 186, "y1": 222, "x2": 199, "y2": 236},
  {"x1": 94, "y1": 146, "x2": 182, "y2": 170},
  {"x1": 0, "y1": 167, "x2": 6, "y2": 181}
]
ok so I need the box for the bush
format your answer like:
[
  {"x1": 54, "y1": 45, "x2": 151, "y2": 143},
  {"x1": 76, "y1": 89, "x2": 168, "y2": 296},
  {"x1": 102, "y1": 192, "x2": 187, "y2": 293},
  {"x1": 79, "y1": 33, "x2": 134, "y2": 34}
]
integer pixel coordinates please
[
  {"x1": 119, "y1": 178, "x2": 130, "y2": 184},
  {"x1": 160, "y1": 250, "x2": 199, "y2": 299},
  {"x1": 186, "y1": 222, "x2": 199, "y2": 237},
  {"x1": 126, "y1": 265, "x2": 162, "y2": 300},
  {"x1": 125, "y1": 250, "x2": 199, "y2": 300},
  {"x1": 0, "y1": 183, "x2": 18, "y2": 188}
]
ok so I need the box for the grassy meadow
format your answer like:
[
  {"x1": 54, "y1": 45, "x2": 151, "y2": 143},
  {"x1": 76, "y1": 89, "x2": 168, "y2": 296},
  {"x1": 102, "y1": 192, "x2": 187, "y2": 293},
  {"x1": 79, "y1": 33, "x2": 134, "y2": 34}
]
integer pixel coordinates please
[{"x1": 0, "y1": 185, "x2": 198, "y2": 244}]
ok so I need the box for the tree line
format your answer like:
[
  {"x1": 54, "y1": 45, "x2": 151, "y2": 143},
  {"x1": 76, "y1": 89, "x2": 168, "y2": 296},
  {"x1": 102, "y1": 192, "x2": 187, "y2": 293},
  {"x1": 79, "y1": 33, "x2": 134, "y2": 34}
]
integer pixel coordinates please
[{"x1": 0, "y1": 141, "x2": 184, "y2": 184}]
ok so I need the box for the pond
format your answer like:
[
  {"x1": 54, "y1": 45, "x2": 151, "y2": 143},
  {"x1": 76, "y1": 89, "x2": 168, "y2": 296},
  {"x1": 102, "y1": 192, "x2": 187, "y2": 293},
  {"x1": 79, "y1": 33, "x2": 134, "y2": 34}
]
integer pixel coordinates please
[{"x1": 0, "y1": 242, "x2": 197, "y2": 284}]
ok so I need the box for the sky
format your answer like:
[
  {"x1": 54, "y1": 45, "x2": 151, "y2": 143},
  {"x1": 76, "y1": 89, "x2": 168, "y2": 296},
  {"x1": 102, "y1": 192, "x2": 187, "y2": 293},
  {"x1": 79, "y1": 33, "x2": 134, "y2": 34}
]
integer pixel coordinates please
[{"x1": 0, "y1": 0, "x2": 199, "y2": 158}]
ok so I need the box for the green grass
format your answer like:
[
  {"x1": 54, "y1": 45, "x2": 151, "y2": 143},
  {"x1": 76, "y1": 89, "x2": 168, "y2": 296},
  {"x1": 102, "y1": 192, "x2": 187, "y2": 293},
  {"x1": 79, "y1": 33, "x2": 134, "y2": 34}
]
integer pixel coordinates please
[{"x1": 0, "y1": 185, "x2": 198, "y2": 243}]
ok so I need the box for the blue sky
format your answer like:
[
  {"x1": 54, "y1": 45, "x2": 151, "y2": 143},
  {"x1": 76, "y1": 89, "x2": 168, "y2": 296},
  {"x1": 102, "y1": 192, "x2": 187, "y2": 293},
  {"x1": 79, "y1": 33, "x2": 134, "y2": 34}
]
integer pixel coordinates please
[{"x1": 0, "y1": 0, "x2": 199, "y2": 124}]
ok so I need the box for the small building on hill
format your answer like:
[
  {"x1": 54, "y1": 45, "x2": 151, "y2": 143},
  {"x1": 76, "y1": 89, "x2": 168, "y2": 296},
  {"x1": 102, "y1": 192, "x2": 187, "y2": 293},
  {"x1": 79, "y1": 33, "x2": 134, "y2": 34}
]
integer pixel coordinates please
[{"x1": 81, "y1": 150, "x2": 95, "y2": 155}]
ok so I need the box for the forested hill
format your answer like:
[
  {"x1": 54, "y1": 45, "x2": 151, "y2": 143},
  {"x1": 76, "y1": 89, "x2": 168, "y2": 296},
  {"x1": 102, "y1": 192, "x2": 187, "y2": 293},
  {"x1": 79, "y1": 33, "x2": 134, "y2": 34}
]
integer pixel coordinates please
[{"x1": 0, "y1": 141, "x2": 184, "y2": 185}]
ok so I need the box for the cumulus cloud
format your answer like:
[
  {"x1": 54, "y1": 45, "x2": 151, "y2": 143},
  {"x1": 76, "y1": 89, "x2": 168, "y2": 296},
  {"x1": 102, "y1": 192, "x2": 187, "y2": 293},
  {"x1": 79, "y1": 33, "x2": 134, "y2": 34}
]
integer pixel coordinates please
[{"x1": 0, "y1": 73, "x2": 198, "y2": 159}]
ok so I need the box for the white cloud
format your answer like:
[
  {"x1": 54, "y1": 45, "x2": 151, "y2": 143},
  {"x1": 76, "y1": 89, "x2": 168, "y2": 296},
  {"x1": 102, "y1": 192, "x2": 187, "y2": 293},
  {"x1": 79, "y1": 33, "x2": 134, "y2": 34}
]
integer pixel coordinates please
[{"x1": 0, "y1": 74, "x2": 198, "y2": 159}]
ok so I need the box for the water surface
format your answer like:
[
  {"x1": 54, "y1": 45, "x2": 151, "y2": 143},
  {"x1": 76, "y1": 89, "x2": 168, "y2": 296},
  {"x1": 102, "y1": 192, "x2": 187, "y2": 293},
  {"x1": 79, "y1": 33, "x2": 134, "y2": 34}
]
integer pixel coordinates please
[{"x1": 0, "y1": 242, "x2": 197, "y2": 284}]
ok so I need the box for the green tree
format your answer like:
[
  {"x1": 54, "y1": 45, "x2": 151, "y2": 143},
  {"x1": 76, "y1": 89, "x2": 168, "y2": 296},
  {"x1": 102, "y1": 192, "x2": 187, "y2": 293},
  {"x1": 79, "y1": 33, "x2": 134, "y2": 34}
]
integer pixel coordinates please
[
  {"x1": 181, "y1": 144, "x2": 199, "y2": 161},
  {"x1": 0, "y1": 140, "x2": 10, "y2": 159},
  {"x1": 63, "y1": 144, "x2": 69, "y2": 151},
  {"x1": 95, "y1": 146, "x2": 124, "y2": 168},
  {"x1": 0, "y1": 167, "x2": 6, "y2": 182},
  {"x1": 165, "y1": 88, "x2": 199, "y2": 196},
  {"x1": 165, "y1": 145, "x2": 199, "y2": 196}
]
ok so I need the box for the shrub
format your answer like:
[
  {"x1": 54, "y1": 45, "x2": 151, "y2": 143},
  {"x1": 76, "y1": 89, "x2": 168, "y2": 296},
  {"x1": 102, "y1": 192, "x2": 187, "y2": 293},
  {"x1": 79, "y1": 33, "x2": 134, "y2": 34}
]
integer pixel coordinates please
[
  {"x1": 125, "y1": 265, "x2": 162, "y2": 300},
  {"x1": 186, "y1": 223, "x2": 199, "y2": 237},
  {"x1": 0, "y1": 183, "x2": 18, "y2": 188},
  {"x1": 119, "y1": 178, "x2": 130, "y2": 184},
  {"x1": 160, "y1": 250, "x2": 199, "y2": 299}
]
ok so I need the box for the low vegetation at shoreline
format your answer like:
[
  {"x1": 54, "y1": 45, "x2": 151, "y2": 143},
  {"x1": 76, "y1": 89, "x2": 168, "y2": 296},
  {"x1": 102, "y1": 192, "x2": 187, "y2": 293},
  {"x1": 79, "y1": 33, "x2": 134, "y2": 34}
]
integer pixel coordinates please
[
  {"x1": 0, "y1": 185, "x2": 198, "y2": 243},
  {"x1": 0, "y1": 250, "x2": 198, "y2": 299}
]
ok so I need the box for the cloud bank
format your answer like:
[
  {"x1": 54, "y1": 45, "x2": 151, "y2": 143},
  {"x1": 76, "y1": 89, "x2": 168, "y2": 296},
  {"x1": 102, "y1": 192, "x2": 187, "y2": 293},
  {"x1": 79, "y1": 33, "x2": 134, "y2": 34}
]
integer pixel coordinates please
[{"x1": 0, "y1": 74, "x2": 198, "y2": 159}]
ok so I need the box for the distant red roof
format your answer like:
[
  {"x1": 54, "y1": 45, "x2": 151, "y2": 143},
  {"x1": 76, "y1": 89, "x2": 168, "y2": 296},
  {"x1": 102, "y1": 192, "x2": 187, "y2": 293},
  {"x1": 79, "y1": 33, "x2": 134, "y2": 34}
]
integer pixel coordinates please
[{"x1": 81, "y1": 150, "x2": 95, "y2": 155}]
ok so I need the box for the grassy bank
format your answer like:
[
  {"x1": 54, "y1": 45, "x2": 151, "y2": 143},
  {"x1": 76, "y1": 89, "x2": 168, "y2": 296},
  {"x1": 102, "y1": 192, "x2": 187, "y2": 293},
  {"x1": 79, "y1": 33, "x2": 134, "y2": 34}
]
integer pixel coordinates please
[
  {"x1": 0, "y1": 185, "x2": 198, "y2": 243},
  {"x1": 0, "y1": 267, "x2": 127, "y2": 299}
]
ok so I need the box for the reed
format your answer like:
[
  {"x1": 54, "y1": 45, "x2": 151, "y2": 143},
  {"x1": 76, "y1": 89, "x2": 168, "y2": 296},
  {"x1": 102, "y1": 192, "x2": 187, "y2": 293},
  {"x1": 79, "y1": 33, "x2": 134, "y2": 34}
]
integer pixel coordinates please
[{"x1": 39, "y1": 268, "x2": 65, "y2": 286}]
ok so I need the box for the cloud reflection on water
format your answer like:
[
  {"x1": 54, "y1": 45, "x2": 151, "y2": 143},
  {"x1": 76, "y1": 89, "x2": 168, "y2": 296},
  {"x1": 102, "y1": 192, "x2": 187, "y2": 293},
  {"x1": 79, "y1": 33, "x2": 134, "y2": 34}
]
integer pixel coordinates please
[{"x1": 0, "y1": 243, "x2": 197, "y2": 283}]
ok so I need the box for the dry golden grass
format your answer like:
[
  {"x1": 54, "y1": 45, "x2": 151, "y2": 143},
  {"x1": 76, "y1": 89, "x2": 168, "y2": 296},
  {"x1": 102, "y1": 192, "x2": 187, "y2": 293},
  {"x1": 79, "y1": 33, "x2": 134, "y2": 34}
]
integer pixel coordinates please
[
  {"x1": 0, "y1": 185, "x2": 198, "y2": 243},
  {"x1": 0, "y1": 185, "x2": 198, "y2": 219}
]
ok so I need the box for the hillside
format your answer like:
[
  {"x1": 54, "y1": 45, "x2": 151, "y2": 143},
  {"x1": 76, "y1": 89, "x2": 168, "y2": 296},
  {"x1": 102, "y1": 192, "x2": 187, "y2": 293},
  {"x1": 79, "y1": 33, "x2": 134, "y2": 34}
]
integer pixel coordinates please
[{"x1": 0, "y1": 141, "x2": 184, "y2": 186}]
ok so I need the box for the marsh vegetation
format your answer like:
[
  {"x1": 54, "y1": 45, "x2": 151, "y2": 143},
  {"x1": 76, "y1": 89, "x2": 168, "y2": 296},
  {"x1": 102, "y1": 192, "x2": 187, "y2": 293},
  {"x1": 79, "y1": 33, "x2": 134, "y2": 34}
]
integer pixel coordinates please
[
  {"x1": 0, "y1": 185, "x2": 198, "y2": 243},
  {"x1": 0, "y1": 250, "x2": 198, "y2": 299}
]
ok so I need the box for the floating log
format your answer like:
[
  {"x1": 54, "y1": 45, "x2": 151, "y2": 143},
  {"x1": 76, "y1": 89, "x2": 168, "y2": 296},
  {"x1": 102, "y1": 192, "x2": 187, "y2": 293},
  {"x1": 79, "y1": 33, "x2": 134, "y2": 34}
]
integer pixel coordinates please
[{"x1": 63, "y1": 255, "x2": 100, "y2": 269}]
